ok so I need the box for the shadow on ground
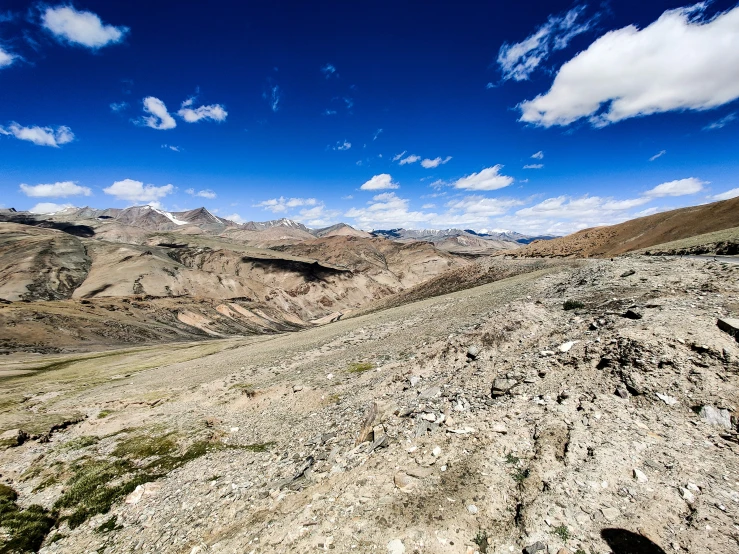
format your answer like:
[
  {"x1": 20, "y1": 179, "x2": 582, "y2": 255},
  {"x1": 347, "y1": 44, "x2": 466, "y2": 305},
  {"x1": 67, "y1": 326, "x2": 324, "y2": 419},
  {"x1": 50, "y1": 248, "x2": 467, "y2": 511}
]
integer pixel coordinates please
[{"x1": 601, "y1": 528, "x2": 667, "y2": 554}]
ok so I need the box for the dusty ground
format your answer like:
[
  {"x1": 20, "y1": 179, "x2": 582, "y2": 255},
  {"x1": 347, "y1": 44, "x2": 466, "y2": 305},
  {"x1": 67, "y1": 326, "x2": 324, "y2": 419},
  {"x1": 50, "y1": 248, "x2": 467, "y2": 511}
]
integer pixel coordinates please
[{"x1": 1, "y1": 256, "x2": 739, "y2": 554}]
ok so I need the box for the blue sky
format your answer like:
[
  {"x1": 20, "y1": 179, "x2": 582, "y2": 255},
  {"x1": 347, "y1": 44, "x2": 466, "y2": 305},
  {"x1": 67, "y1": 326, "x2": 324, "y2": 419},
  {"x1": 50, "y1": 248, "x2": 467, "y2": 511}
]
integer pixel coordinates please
[{"x1": 1, "y1": 1, "x2": 738, "y2": 234}]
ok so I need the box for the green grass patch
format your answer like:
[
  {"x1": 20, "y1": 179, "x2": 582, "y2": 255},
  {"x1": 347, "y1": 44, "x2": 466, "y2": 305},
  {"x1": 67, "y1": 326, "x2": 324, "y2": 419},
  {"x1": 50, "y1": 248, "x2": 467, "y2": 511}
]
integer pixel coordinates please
[
  {"x1": 347, "y1": 362, "x2": 374, "y2": 373},
  {"x1": 472, "y1": 530, "x2": 489, "y2": 553},
  {"x1": 504, "y1": 452, "x2": 520, "y2": 465},
  {"x1": 0, "y1": 485, "x2": 56, "y2": 553},
  {"x1": 553, "y1": 524, "x2": 570, "y2": 543},
  {"x1": 60, "y1": 435, "x2": 100, "y2": 451},
  {"x1": 563, "y1": 299, "x2": 584, "y2": 311},
  {"x1": 96, "y1": 515, "x2": 122, "y2": 534},
  {"x1": 112, "y1": 432, "x2": 177, "y2": 460},
  {"x1": 97, "y1": 410, "x2": 113, "y2": 419},
  {"x1": 512, "y1": 467, "x2": 530, "y2": 483}
]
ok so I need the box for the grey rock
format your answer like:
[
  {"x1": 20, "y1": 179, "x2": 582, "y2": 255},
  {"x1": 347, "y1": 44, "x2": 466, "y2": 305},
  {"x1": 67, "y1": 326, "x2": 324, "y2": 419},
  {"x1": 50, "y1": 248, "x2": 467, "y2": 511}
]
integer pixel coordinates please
[
  {"x1": 491, "y1": 377, "x2": 519, "y2": 398},
  {"x1": 523, "y1": 541, "x2": 547, "y2": 554},
  {"x1": 698, "y1": 405, "x2": 733, "y2": 430},
  {"x1": 624, "y1": 309, "x2": 643, "y2": 320},
  {"x1": 620, "y1": 270, "x2": 636, "y2": 278},
  {"x1": 467, "y1": 346, "x2": 480, "y2": 360},
  {"x1": 717, "y1": 318, "x2": 739, "y2": 342},
  {"x1": 409, "y1": 376, "x2": 421, "y2": 387},
  {"x1": 615, "y1": 384, "x2": 629, "y2": 399}
]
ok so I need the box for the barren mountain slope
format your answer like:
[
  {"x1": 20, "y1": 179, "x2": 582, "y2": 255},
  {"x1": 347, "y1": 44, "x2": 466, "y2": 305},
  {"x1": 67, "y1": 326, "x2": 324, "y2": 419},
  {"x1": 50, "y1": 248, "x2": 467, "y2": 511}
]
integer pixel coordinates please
[
  {"x1": 516, "y1": 195, "x2": 739, "y2": 258},
  {"x1": 1, "y1": 256, "x2": 738, "y2": 553}
]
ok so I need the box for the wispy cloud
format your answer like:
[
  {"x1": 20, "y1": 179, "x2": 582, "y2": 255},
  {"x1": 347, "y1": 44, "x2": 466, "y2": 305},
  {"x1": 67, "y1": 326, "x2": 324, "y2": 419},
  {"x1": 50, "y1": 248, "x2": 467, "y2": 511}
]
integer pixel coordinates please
[
  {"x1": 161, "y1": 144, "x2": 180, "y2": 152},
  {"x1": 177, "y1": 98, "x2": 228, "y2": 123},
  {"x1": 649, "y1": 150, "x2": 666, "y2": 162},
  {"x1": 704, "y1": 112, "x2": 737, "y2": 131},
  {"x1": 0, "y1": 123, "x2": 74, "y2": 147},
  {"x1": 373, "y1": 128, "x2": 383, "y2": 141},
  {"x1": 710, "y1": 187, "x2": 739, "y2": 201},
  {"x1": 323, "y1": 109, "x2": 337, "y2": 116},
  {"x1": 485, "y1": 82, "x2": 496, "y2": 89},
  {"x1": 453, "y1": 165, "x2": 514, "y2": 191},
  {"x1": 531, "y1": 151, "x2": 544, "y2": 160},
  {"x1": 42, "y1": 5, "x2": 128, "y2": 49},
  {"x1": 498, "y1": 5, "x2": 596, "y2": 81},
  {"x1": 321, "y1": 63, "x2": 337, "y2": 78},
  {"x1": 398, "y1": 154, "x2": 420, "y2": 165},
  {"x1": 523, "y1": 164, "x2": 543, "y2": 169},
  {"x1": 421, "y1": 156, "x2": 452, "y2": 168},
  {"x1": 110, "y1": 102, "x2": 128, "y2": 113},
  {"x1": 360, "y1": 174, "x2": 399, "y2": 191},
  {"x1": 254, "y1": 197, "x2": 318, "y2": 213},
  {"x1": 20, "y1": 181, "x2": 91, "y2": 197},
  {"x1": 392, "y1": 151, "x2": 407, "y2": 162},
  {"x1": 185, "y1": 188, "x2": 216, "y2": 199},
  {"x1": 263, "y1": 81, "x2": 281, "y2": 112},
  {"x1": 333, "y1": 140, "x2": 351, "y2": 151}
]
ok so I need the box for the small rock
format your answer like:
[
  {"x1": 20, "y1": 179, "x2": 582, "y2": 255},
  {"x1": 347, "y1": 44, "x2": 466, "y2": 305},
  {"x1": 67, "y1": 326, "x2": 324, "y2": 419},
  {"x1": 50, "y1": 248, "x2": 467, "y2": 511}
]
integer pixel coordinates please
[
  {"x1": 601, "y1": 507, "x2": 620, "y2": 521},
  {"x1": 419, "y1": 386, "x2": 441, "y2": 399},
  {"x1": 292, "y1": 385, "x2": 303, "y2": 393},
  {"x1": 589, "y1": 322, "x2": 599, "y2": 331},
  {"x1": 624, "y1": 309, "x2": 643, "y2": 320},
  {"x1": 467, "y1": 346, "x2": 480, "y2": 360},
  {"x1": 491, "y1": 423, "x2": 508, "y2": 434},
  {"x1": 394, "y1": 472, "x2": 418, "y2": 493},
  {"x1": 409, "y1": 376, "x2": 421, "y2": 387},
  {"x1": 615, "y1": 385, "x2": 629, "y2": 399},
  {"x1": 557, "y1": 549, "x2": 572, "y2": 554},
  {"x1": 523, "y1": 541, "x2": 547, "y2": 554},
  {"x1": 633, "y1": 468, "x2": 648, "y2": 483},
  {"x1": 686, "y1": 482, "x2": 700, "y2": 493},
  {"x1": 491, "y1": 377, "x2": 519, "y2": 398},
  {"x1": 467, "y1": 504, "x2": 478, "y2": 514},
  {"x1": 717, "y1": 318, "x2": 739, "y2": 342},
  {"x1": 698, "y1": 405, "x2": 733, "y2": 430},
  {"x1": 422, "y1": 413, "x2": 436, "y2": 422},
  {"x1": 620, "y1": 270, "x2": 636, "y2": 277},
  {"x1": 432, "y1": 446, "x2": 442, "y2": 457},
  {"x1": 387, "y1": 539, "x2": 406, "y2": 554},
  {"x1": 681, "y1": 487, "x2": 696, "y2": 504},
  {"x1": 656, "y1": 392, "x2": 677, "y2": 406},
  {"x1": 559, "y1": 341, "x2": 577, "y2": 353},
  {"x1": 0, "y1": 428, "x2": 27, "y2": 448},
  {"x1": 540, "y1": 350, "x2": 555, "y2": 357}
]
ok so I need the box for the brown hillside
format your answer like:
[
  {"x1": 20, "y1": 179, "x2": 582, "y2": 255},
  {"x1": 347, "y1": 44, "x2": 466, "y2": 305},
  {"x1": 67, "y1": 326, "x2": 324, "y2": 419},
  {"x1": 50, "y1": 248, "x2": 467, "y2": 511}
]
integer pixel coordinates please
[{"x1": 516, "y1": 196, "x2": 739, "y2": 258}]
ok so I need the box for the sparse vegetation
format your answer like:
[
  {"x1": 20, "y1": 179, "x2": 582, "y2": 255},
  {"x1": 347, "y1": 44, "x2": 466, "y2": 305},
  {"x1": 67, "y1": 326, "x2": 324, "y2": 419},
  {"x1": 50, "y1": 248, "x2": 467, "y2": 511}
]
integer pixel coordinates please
[
  {"x1": 230, "y1": 383, "x2": 256, "y2": 397},
  {"x1": 97, "y1": 410, "x2": 113, "y2": 419},
  {"x1": 563, "y1": 299, "x2": 584, "y2": 310},
  {"x1": 96, "y1": 515, "x2": 122, "y2": 533},
  {"x1": 0, "y1": 484, "x2": 56, "y2": 553},
  {"x1": 347, "y1": 361, "x2": 374, "y2": 373},
  {"x1": 504, "y1": 452, "x2": 520, "y2": 465},
  {"x1": 553, "y1": 524, "x2": 570, "y2": 543},
  {"x1": 512, "y1": 467, "x2": 530, "y2": 483},
  {"x1": 472, "y1": 530, "x2": 489, "y2": 553},
  {"x1": 60, "y1": 435, "x2": 100, "y2": 450}
]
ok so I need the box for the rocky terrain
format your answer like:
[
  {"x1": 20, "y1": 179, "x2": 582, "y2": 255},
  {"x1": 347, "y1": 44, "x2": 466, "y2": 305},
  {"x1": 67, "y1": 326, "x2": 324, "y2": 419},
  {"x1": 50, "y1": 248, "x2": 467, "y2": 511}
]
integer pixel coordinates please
[
  {"x1": 514, "y1": 196, "x2": 739, "y2": 258},
  {"x1": 1, "y1": 255, "x2": 738, "y2": 553}
]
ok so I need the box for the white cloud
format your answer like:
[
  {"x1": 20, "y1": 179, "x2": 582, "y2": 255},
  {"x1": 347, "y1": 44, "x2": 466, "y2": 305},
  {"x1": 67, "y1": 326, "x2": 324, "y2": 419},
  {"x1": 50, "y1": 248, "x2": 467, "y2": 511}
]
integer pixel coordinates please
[
  {"x1": 225, "y1": 213, "x2": 245, "y2": 224},
  {"x1": 185, "y1": 188, "x2": 216, "y2": 199},
  {"x1": 346, "y1": 192, "x2": 432, "y2": 228},
  {"x1": 649, "y1": 150, "x2": 666, "y2": 161},
  {"x1": 498, "y1": 5, "x2": 596, "y2": 81},
  {"x1": 323, "y1": 109, "x2": 337, "y2": 116},
  {"x1": 110, "y1": 102, "x2": 128, "y2": 112},
  {"x1": 140, "y1": 97, "x2": 176, "y2": 130},
  {"x1": 42, "y1": 6, "x2": 128, "y2": 49},
  {"x1": 254, "y1": 197, "x2": 318, "y2": 213},
  {"x1": 704, "y1": 112, "x2": 737, "y2": 131},
  {"x1": 0, "y1": 46, "x2": 15, "y2": 68},
  {"x1": 360, "y1": 174, "x2": 399, "y2": 191},
  {"x1": 523, "y1": 164, "x2": 544, "y2": 169},
  {"x1": 0, "y1": 123, "x2": 74, "y2": 147},
  {"x1": 398, "y1": 154, "x2": 420, "y2": 165},
  {"x1": 520, "y1": 5, "x2": 739, "y2": 127},
  {"x1": 321, "y1": 63, "x2": 337, "y2": 78},
  {"x1": 421, "y1": 156, "x2": 452, "y2": 168},
  {"x1": 531, "y1": 151, "x2": 544, "y2": 159},
  {"x1": 103, "y1": 179, "x2": 174, "y2": 203},
  {"x1": 392, "y1": 151, "x2": 407, "y2": 161},
  {"x1": 710, "y1": 187, "x2": 739, "y2": 201},
  {"x1": 445, "y1": 195, "x2": 525, "y2": 216},
  {"x1": 486, "y1": 82, "x2": 496, "y2": 89},
  {"x1": 20, "y1": 181, "x2": 91, "y2": 198},
  {"x1": 177, "y1": 98, "x2": 228, "y2": 123},
  {"x1": 643, "y1": 177, "x2": 707, "y2": 198},
  {"x1": 29, "y1": 202, "x2": 74, "y2": 214},
  {"x1": 453, "y1": 165, "x2": 514, "y2": 191},
  {"x1": 333, "y1": 140, "x2": 351, "y2": 151},
  {"x1": 264, "y1": 84, "x2": 281, "y2": 112},
  {"x1": 161, "y1": 144, "x2": 180, "y2": 152},
  {"x1": 373, "y1": 129, "x2": 383, "y2": 140},
  {"x1": 422, "y1": 203, "x2": 436, "y2": 209},
  {"x1": 601, "y1": 197, "x2": 651, "y2": 210}
]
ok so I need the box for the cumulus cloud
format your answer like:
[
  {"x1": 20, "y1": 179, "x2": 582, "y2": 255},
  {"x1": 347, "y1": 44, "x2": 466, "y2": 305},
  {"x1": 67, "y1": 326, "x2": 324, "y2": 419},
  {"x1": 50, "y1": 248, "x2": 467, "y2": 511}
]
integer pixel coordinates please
[
  {"x1": 29, "y1": 202, "x2": 74, "y2": 214},
  {"x1": 103, "y1": 179, "x2": 174, "y2": 203},
  {"x1": 421, "y1": 156, "x2": 452, "y2": 169},
  {"x1": 225, "y1": 213, "x2": 245, "y2": 224},
  {"x1": 20, "y1": 181, "x2": 91, "y2": 198},
  {"x1": 649, "y1": 150, "x2": 666, "y2": 161},
  {"x1": 453, "y1": 165, "x2": 514, "y2": 191},
  {"x1": 498, "y1": 5, "x2": 596, "y2": 81},
  {"x1": 398, "y1": 154, "x2": 420, "y2": 165},
  {"x1": 177, "y1": 98, "x2": 228, "y2": 123},
  {"x1": 643, "y1": 177, "x2": 707, "y2": 198},
  {"x1": 140, "y1": 97, "x2": 176, "y2": 130},
  {"x1": 0, "y1": 46, "x2": 15, "y2": 68},
  {"x1": 254, "y1": 197, "x2": 318, "y2": 213},
  {"x1": 42, "y1": 5, "x2": 128, "y2": 49},
  {"x1": 710, "y1": 187, "x2": 739, "y2": 201},
  {"x1": 0, "y1": 123, "x2": 74, "y2": 147},
  {"x1": 185, "y1": 188, "x2": 216, "y2": 199},
  {"x1": 360, "y1": 174, "x2": 399, "y2": 191},
  {"x1": 531, "y1": 151, "x2": 544, "y2": 159},
  {"x1": 704, "y1": 112, "x2": 737, "y2": 131},
  {"x1": 345, "y1": 192, "x2": 432, "y2": 228},
  {"x1": 523, "y1": 164, "x2": 544, "y2": 169},
  {"x1": 519, "y1": 4, "x2": 739, "y2": 127}
]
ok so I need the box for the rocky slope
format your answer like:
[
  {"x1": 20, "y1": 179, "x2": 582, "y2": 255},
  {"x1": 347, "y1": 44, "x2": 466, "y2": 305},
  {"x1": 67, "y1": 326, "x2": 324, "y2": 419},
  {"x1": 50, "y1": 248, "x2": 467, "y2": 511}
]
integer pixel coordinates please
[
  {"x1": 515, "y1": 196, "x2": 739, "y2": 258},
  {"x1": 1, "y1": 255, "x2": 738, "y2": 553}
]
